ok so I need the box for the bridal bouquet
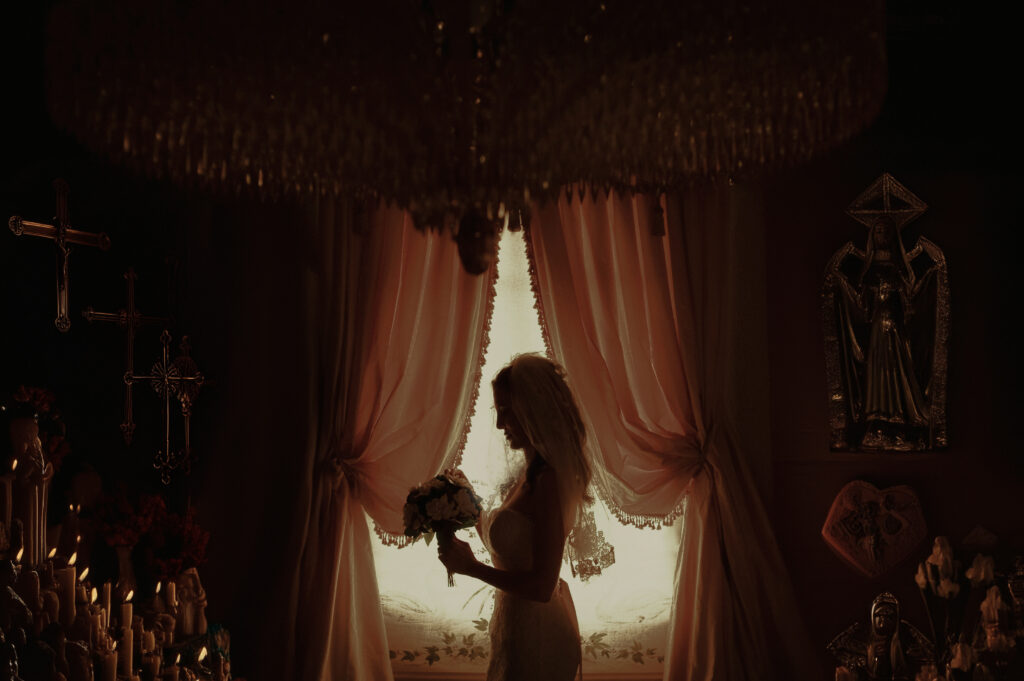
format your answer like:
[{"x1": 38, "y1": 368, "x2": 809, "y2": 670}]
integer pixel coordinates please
[{"x1": 403, "y1": 469, "x2": 482, "y2": 586}]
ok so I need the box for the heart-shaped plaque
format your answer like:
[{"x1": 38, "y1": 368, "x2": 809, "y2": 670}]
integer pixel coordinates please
[{"x1": 821, "y1": 480, "x2": 927, "y2": 579}]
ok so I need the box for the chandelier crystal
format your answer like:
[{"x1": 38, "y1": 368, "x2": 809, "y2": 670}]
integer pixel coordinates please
[{"x1": 45, "y1": 0, "x2": 886, "y2": 231}]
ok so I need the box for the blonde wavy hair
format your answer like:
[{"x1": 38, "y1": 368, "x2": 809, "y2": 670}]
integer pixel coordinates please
[{"x1": 492, "y1": 353, "x2": 593, "y2": 531}]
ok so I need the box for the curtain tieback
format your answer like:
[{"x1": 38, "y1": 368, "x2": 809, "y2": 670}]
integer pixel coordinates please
[{"x1": 316, "y1": 454, "x2": 358, "y2": 492}]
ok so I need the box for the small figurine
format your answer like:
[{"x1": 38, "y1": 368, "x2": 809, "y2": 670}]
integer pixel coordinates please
[
  {"x1": 175, "y1": 567, "x2": 207, "y2": 637},
  {"x1": 828, "y1": 592, "x2": 934, "y2": 680}
]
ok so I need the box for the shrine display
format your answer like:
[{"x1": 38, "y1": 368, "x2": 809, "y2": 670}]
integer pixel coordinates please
[
  {"x1": 823, "y1": 173, "x2": 950, "y2": 451},
  {"x1": 829, "y1": 536, "x2": 1024, "y2": 680},
  {"x1": 0, "y1": 388, "x2": 227, "y2": 681}
]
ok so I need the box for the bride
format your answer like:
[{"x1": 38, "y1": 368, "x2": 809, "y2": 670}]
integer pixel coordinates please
[{"x1": 438, "y1": 353, "x2": 588, "y2": 680}]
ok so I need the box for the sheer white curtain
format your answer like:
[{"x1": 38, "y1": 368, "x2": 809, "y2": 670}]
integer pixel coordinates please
[
  {"x1": 527, "y1": 185, "x2": 817, "y2": 681},
  {"x1": 274, "y1": 199, "x2": 496, "y2": 680}
]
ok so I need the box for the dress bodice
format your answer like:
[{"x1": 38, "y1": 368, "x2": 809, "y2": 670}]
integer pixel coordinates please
[{"x1": 483, "y1": 507, "x2": 535, "y2": 572}]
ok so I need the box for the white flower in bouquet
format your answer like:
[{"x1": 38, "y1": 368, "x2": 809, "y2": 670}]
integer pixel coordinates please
[
  {"x1": 425, "y1": 496, "x2": 459, "y2": 522},
  {"x1": 403, "y1": 502, "x2": 422, "y2": 534},
  {"x1": 965, "y1": 554, "x2": 995, "y2": 588},
  {"x1": 454, "y1": 488, "x2": 478, "y2": 517}
]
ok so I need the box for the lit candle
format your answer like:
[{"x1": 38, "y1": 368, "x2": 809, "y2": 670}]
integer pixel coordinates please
[
  {"x1": 76, "y1": 584, "x2": 88, "y2": 604},
  {"x1": 121, "y1": 589, "x2": 134, "y2": 629},
  {"x1": 57, "y1": 566, "x2": 77, "y2": 628},
  {"x1": 95, "y1": 649, "x2": 117, "y2": 681},
  {"x1": 165, "y1": 582, "x2": 176, "y2": 610},
  {"x1": 161, "y1": 654, "x2": 180, "y2": 681},
  {"x1": 120, "y1": 625, "x2": 134, "y2": 676},
  {"x1": 101, "y1": 582, "x2": 111, "y2": 628}
]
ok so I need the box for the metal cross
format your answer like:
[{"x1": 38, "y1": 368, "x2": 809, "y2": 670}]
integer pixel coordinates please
[
  {"x1": 8, "y1": 179, "x2": 112, "y2": 331},
  {"x1": 127, "y1": 330, "x2": 204, "y2": 484},
  {"x1": 82, "y1": 268, "x2": 172, "y2": 445}
]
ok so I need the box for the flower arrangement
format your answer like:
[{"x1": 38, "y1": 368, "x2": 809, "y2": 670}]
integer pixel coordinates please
[
  {"x1": 9, "y1": 385, "x2": 72, "y2": 474},
  {"x1": 913, "y1": 536, "x2": 1022, "y2": 680},
  {"x1": 403, "y1": 469, "x2": 482, "y2": 586},
  {"x1": 146, "y1": 506, "x2": 211, "y2": 581},
  {"x1": 98, "y1": 491, "x2": 168, "y2": 547}
]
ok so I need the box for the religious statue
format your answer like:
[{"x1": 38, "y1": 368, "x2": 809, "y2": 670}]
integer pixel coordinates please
[
  {"x1": 829, "y1": 592, "x2": 934, "y2": 680},
  {"x1": 1, "y1": 404, "x2": 54, "y2": 566},
  {"x1": 174, "y1": 567, "x2": 208, "y2": 638},
  {"x1": 823, "y1": 173, "x2": 950, "y2": 451}
]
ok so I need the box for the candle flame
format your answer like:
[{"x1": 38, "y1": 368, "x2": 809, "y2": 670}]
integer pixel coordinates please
[
  {"x1": 47, "y1": 547, "x2": 56, "y2": 559},
  {"x1": 76, "y1": 504, "x2": 81, "y2": 513},
  {"x1": 79, "y1": 566, "x2": 90, "y2": 581},
  {"x1": 69, "y1": 503, "x2": 74, "y2": 511},
  {"x1": 91, "y1": 587, "x2": 98, "y2": 603},
  {"x1": 156, "y1": 582, "x2": 162, "y2": 594},
  {"x1": 198, "y1": 646, "x2": 208, "y2": 662},
  {"x1": 175, "y1": 653, "x2": 181, "y2": 664},
  {"x1": 11, "y1": 458, "x2": 17, "y2": 471},
  {"x1": 126, "y1": 589, "x2": 134, "y2": 602},
  {"x1": 69, "y1": 551, "x2": 78, "y2": 566},
  {"x1": 76, "y1": 534, "x2": 82, "y2": 543},
  {"x1": 15, "y1": 547, "x2": 23, "y2": 562}
]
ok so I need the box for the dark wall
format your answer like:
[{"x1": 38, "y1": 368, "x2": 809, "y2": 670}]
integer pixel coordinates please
[
  {"x1": 763, "y1": 3, "x2": 1024, "y2": 672},
  {"x1": 4, "y1": 1, "x2": 1022, "y2": 679}
]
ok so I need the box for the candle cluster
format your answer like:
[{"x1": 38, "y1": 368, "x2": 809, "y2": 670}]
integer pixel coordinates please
[{"x1": 0, "y1": 552, "x2": 227, "y2": 681}]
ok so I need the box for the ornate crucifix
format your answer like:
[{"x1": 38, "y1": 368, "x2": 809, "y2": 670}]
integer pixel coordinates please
[
  {"x1": 127, "y1": 330, "x2": 204, "y2": 484},
  {"x1": 8, "y1": 179, "x2": 112, "y2": 331},
  {"x1": 82, "y1": 268, "x2": 172, "y2": 445}
]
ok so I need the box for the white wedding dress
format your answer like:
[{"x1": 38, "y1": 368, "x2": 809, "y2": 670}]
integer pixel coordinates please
[{"x1": 481, "y1": 505, "x2": 582, "y2": 681}]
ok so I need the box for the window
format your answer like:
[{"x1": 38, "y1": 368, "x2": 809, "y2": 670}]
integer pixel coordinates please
[{"x1": 372, "y1": 227, "x2": 681, "y2": 676}]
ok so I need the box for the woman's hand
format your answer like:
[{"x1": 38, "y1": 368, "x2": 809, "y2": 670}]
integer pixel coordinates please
[{"x1": 437, "y1": 536, "x2": 477, "y2": 576}]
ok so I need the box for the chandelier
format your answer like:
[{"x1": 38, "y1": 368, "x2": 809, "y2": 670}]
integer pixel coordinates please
[{"x1": 45, "y1": 0, "x2": 886, "y2": 231}]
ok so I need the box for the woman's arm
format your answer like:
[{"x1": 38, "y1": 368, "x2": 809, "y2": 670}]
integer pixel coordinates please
[{"x1": 440, "y1": 468, "x2": 566, "y2": 603}]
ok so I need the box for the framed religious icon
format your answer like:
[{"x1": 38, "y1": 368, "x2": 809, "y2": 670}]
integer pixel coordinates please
[{"x1": 823, "y1": 173, "x2": 950, "y2": 451}]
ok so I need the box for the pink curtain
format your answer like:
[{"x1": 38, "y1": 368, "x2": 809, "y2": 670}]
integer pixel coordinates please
[
  {"x1": 278, "y1": 199, "x2": 496, "y2": 680},
  {"x1": 528, "y1": 186, "x2": 817, "y2": 680}
]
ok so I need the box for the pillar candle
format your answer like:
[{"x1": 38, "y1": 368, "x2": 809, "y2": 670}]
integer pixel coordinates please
[
  {"x1": 101, "y1": 582, "x2": 111, "y2": 626},
  {"x1": 121, "y1": 600, "x2": 133, "y2": 630},
  {"x1": 140, "y1": 653, "x2": 161, "y2": 681},
  {"x1": 75, "y1": 584, "x2": 87, "y2": 604},
  {"x1": 91, "y1": 613, "x2": 102, "y2": 648},
  {"x1": 95, "y1": 651, "x2": 117, "y2": 681},
  {"x1": 43, "y1": 589, "x2": 60, "y2": 623},
  {"x1": 165, "y1": 582, "x2": 176, "y2": 610},
  {"x1": 119, "y1": 626, "x2": 133, "y2": 676},
  {"x1": 20, "y1": 569, "x2": 40, "y2": 612},
  {"x1": 161, "y1": 663, "x2": 179, "y2": 681},
  {"x1": 141, "y1": 631, "x2": 155, "y2": 654},
  {"x1": 56, "y1": 566, "x2": 76, "y2": 628}
]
